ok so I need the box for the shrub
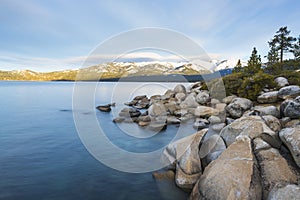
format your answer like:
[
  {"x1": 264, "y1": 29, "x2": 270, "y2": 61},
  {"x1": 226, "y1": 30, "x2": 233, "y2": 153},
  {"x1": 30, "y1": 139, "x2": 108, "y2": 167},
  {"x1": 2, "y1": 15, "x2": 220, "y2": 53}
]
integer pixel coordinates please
[
  {"x1": 276, "y1": 70, "x2": 300, "y2": 86},
  {"x1": 200, "y1": 81, "x2": 208, "y2": 90},
  {"x1": 264, "y1": 59, "x2": 300, "y2": 75},
  {"x1": 237, "y1": 72, "x2": 276, "y2": 101},
  {"x1": 222, "y1": 72, "x2": 246, "y2": 96}
]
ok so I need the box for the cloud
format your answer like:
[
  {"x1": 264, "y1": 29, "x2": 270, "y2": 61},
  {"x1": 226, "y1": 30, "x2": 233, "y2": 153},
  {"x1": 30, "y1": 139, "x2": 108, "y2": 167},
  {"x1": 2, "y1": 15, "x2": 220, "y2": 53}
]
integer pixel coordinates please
[
  {"x1": 1, "y1": 0, "x2": 300, "y2": 71},
  {"x1": 0, "y1": 51, "x2": 224, "y2": 72}
]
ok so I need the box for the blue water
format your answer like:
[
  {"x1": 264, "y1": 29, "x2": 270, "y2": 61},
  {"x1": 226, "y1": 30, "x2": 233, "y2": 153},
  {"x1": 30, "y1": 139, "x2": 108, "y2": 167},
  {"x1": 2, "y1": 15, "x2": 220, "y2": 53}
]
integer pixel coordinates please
[{"x1": 0, "y1": 81, "x2": 193, "y2": 200}]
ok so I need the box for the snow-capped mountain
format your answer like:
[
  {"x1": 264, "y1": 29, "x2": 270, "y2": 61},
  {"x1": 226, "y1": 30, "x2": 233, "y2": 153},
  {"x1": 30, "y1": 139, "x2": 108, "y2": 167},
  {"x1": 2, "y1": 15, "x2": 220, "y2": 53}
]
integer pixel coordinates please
[
  {"x1": 0, "y1": 59, "x2": 244, "y2": 81},
  {"x1": 81, "y1": 61, "x2": 211, "y2": 77},
  {"x1": 211, "y1": 58, "x2": 247, "y2": 71}
]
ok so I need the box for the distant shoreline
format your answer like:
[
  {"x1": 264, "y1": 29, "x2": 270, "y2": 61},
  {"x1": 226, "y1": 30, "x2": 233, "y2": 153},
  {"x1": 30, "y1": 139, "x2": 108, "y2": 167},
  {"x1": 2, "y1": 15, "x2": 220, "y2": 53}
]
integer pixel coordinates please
[
  {"x1": 0, "y1": 69, "x2": 232, "y2": 82},
  {"x1": 56, "y1": 70, "x2": 231, "y2": 82}
]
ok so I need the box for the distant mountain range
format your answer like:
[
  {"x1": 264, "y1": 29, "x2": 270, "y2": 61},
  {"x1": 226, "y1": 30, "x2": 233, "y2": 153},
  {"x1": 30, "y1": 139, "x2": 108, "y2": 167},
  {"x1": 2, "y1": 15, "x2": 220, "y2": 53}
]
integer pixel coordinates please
[{"x1": 0, "y1": 60, "x2": 238, "y2": 81}]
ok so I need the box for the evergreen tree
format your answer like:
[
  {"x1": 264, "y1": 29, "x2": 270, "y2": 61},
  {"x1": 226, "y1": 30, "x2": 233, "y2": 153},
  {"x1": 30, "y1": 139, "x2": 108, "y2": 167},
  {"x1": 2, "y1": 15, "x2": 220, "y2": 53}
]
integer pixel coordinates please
[
  {"x1": 291, "y1": 35, "x2": 300, "y2": 60},
  {"x1": 267, "y1": 40, "x2": 279, "y2": 64},
  {"x1": 244, "y1": 47, "x2": 261, "y2": 75},
  {"x1": 270, "y1": 26, "x2": 296, "y2": 62},
  {"x1": 232, "y1": 59, "x2": 242, "y2": 73}
]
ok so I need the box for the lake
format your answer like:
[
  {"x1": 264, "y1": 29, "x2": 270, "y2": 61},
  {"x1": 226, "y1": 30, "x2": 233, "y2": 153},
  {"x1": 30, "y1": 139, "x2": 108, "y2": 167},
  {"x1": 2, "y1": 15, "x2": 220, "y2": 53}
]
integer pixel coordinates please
[{"x1": 0, "y1": 81, "x2": 198, "y2": 200}]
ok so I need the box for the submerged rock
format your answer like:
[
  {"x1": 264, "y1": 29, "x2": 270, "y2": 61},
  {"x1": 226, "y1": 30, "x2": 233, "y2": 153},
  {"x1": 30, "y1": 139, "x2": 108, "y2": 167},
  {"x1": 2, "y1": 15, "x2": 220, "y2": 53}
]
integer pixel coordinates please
[
  {"x1": 166, "y1": 116, "x2": 181, "y2": 124},
  {"x1": 138, "y1": 121, "x2": 150, "y2": 127},
  {"x1": 96, "y1": 104, "x2": 112, "y2": 112},
  {"x1": 148, "y1": 122, "x2": 167, "y2": 132},
  {"x1": 112, "y1": 117, "x2": 125, "y2": 123},
  {"x1": 175, "y1": 164, "x2": 201, "y2": 191},
  {"x1": 193, "y1": 118, "x2": 209, "y2": 130},
  {"x1": 138, "y1": 115, "x2": 151, "y2": 122},
  {"x1": 119, "y1": 107, "x2": 141, "y2": 118},
  {"x1": 152, "y1": 170, "x2": 175, "y2": 180},
  {"x1": 137, "y1": 114, "x2": 151, "y2": 126}
]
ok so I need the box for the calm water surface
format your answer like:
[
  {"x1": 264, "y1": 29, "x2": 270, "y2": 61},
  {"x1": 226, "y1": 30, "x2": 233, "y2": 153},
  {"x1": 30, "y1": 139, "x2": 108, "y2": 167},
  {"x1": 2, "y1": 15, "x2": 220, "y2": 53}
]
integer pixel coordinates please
[{"x1": 0, "y1": 81, "x2": 195, "y2": 200}]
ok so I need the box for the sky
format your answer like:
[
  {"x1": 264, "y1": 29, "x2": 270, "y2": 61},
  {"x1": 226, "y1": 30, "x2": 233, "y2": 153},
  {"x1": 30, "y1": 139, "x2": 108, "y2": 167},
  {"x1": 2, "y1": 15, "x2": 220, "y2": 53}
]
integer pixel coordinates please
[{"x1": 1, "y1": 0, "x2": 300, "y2": 71}]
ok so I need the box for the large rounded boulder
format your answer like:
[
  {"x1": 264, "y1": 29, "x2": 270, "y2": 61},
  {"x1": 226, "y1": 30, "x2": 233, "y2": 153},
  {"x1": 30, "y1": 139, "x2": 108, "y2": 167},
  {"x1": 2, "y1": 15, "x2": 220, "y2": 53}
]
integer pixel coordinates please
[
  {"x1": 191, "y1": 136, "x2": 262, "y2": 200},
  {"x1": 279, "y1": 125, "x2": 300, "y2": 168},
  {"x1": 278, "y1": 85, "x2": 300, "y2": 99},
  {"x1": 226, "y1": 97, "x2": 253, "y2": 118},
  {"x1": 275, "y1": 77, "x2": 289, "y2": 88},
  {"x1": 267, "y1": 184, "x2": 300, "y2": 200},
  {"x1": 174, "y1": 84, "x2": 186, "y2": 94},
  {"x1": 162, "y1": 129, "x2": 208, "y2": 190},
  {"x1": 195, "y1": 91, "x2": 210, "y2": 105},
  {"x1": 148, "y1": 102, "x2": 167, "y2": 117},
  {"x1": 220, "y1": 116, "x2": 281, "y2": 148},
  {"x1": 257, "y1": 91, "x2": 279, "y2": 103},
  {"x1": 280, "y1": 96, "x2": 300, "y2": 119}
]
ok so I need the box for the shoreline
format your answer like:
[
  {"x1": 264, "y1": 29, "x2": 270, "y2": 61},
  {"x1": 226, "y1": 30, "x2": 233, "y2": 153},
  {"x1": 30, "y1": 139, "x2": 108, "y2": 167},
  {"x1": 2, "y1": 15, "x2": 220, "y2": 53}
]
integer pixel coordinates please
[
  {"x1": 99, "y1": 77, "x2": 300, "y2": 199},
  {"x1": 0, "y1": 69, "x2": 232, "y2": 82}
]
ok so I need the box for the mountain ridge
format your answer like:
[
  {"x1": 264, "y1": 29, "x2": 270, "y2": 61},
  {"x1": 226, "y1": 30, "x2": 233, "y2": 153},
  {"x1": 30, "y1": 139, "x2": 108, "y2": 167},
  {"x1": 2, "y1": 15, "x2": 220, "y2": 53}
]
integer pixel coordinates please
[{"x1": 0, "y1": 61, "x2": 236, "y2": 81}]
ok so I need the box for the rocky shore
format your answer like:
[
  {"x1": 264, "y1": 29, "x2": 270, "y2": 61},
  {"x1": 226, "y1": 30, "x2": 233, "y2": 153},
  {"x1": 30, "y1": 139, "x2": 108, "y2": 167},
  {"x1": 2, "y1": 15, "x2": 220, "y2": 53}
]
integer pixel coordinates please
[{"x1": 97, "y1": 76, "x2": 300, "y2": 200}]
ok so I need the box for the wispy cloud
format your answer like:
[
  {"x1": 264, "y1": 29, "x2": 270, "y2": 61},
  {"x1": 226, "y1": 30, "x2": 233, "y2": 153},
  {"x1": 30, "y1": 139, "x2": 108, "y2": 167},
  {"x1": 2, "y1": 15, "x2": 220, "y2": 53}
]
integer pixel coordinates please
[
  {"x1": 0, "y1": 51, "x2": 226, "y2": 72},
  {"x1": 1, "y1": 0, "x2": 300, "y2": 71}
]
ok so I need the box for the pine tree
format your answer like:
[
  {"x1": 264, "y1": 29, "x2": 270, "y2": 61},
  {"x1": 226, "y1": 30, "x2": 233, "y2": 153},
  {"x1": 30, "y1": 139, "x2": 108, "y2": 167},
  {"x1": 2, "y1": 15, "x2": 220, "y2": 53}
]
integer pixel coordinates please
[
  {"x1": 267, "y1": 40, "x2": 279, "y2": 64},
  {"x1": 244, "y1": 47, "x2": 261, "y2": 75},
  {"x1": 233, "y1": 59, "x2": 242, "y2": 73},
  {"x1": 291, "y1": 35, "x2": 300, "y2": 60},
  {"x1": 271, "y1": 26, "x2": 296, "y2": 62}
]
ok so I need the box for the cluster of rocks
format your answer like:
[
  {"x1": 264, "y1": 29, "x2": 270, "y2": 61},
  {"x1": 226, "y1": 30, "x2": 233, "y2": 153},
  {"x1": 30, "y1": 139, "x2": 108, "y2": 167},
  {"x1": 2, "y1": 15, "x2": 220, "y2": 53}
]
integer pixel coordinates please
[
  {"x1": 96, "y1": 76, "x2": 300, "y2": 199},
  {"x1": 104, "y1": 83, "x2": 228, "y2": 133},
  {"x1": 124, "y1": 95, "x2": 150, "y2": 109},
  {"x1": 158, "y1": 119, "x2": 300, "y2": 199},
  {"x1": 151, "y1": 77, "x2": 300, "y2": 200}
]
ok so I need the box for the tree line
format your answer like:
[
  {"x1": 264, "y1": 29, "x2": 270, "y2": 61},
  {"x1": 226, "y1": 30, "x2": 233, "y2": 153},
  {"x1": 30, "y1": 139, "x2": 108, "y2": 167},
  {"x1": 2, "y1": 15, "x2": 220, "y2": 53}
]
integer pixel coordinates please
[{"x1": 233, "y1": 26, "x2": 300, "y2": 75}]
